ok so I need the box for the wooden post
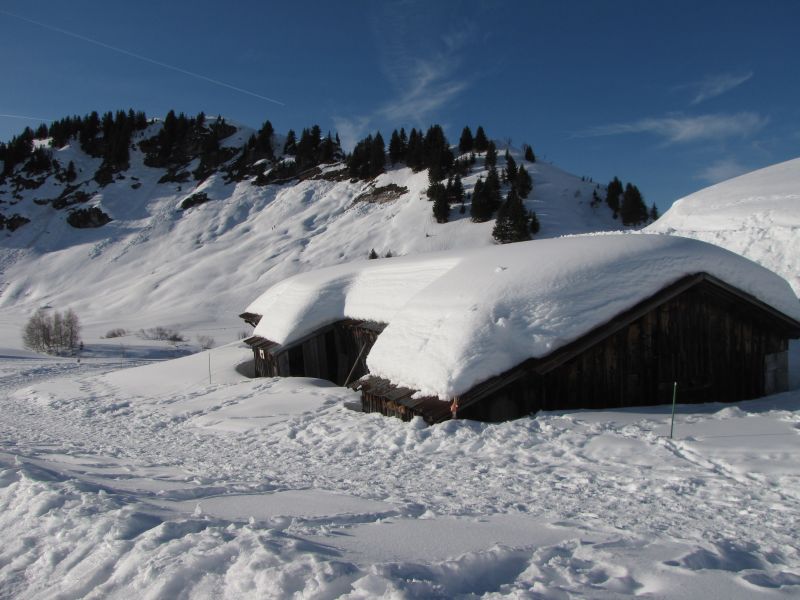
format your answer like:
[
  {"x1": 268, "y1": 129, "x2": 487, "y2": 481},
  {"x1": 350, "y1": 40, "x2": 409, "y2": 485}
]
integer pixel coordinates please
[
  {"x1": 669, "y1": 381, "x2": 677, "y2": 439},
  {"x1": 344, "y1": 344, "x2": 367, "y2": 387}
]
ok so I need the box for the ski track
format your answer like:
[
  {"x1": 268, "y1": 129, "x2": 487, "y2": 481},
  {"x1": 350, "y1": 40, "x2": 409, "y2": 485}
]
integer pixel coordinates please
[{"x1": 1, "y1": 355, "x2": 799, "y2": 597}]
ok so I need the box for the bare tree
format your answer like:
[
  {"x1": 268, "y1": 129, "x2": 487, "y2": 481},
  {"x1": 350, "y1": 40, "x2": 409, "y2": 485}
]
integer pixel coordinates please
[{"x1": 23, "y1": 308, "x2": 82, "y2": 354}]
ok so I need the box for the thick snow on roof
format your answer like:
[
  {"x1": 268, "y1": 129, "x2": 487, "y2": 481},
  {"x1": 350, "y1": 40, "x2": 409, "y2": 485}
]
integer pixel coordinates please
[
  {"x1": 246, "y1": 234, "x2": 800, "y2": 399},
  {"x1": 647, "y1": 157, "x2": 800, "y2": 295}
]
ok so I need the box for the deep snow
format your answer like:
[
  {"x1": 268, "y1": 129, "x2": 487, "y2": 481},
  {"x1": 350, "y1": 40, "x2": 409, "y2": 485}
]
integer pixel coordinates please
[
  {"x1": 0, "y1": 345, "x2": 799, "y2": 598},
  {"x1": 647, "y1": 157, "x2": 800, "y2": 295}
]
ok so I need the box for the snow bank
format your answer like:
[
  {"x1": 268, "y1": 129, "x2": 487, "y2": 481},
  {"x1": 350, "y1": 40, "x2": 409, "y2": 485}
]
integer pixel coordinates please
[
  {"x1": 648, "y1": 157, "x2": 800, "y2": 295},
  {"x1": 247, "y1": 234, "x2": 800, "y2": 399}
]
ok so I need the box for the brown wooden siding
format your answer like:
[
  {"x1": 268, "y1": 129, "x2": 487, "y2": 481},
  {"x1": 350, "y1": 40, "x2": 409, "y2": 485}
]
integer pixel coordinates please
[
  {"x1": 246, "y1": 320, "x2": 385, "y2": 386},
  {"x1": 459, "y1": 282, "x2": 792, "y2": 421}
]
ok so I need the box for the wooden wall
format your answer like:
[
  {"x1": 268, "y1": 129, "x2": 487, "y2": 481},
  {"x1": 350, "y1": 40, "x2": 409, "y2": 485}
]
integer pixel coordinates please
[
  {"x1": 459, "y1": 283, "x2": 791, "y2": 422},
  {"x1": 250, "y1": 320, "x2": 385, "y2": 386}
]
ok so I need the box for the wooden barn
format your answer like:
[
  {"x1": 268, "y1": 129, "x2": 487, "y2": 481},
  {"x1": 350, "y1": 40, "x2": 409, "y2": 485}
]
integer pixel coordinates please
[
  {"x1": 359, "y1": 273, "x2": 800, "y2": 423},
  {"x1": 241, "y1": 235, "x2": 800, "y2": 425}
]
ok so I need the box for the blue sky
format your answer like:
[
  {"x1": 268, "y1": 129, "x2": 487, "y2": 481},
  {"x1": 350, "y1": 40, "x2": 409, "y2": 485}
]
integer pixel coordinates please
[{"x1": 1, "y1": 0, "x2": 798, "y2": 211}]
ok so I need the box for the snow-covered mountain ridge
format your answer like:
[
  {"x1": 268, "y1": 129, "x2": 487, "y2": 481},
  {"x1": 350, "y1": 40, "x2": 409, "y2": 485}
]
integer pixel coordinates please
[{"x1": 0, "y1": 116, "x2": 633, "y2": 343}]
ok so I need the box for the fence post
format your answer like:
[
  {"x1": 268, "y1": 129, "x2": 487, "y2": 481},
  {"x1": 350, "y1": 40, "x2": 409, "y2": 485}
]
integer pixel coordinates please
[{"x1": 669, "y1": 381, "x2": 677, "y2": 439}]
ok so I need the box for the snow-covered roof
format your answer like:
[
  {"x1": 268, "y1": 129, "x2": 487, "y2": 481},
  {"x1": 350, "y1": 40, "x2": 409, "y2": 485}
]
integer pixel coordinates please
[{"x1": 245, "y1": 234, "x2": 800, "y2": 399}]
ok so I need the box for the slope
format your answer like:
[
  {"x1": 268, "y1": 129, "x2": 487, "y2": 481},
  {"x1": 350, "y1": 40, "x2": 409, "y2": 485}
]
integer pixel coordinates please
[
  {"x1": 647, "y1": 157, "x2": 800, "y2": 295},
  {"x1": 0, "y1": 121, "x2": 630, "y2": 347}
]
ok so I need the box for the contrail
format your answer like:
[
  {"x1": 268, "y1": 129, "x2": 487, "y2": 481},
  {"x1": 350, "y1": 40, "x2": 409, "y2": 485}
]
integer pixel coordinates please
[
  {"x1": 0, "y1": 113, "x2": 50, "y2": 122},
  {"x1": 0, "y1": 10, "x2": 284, "y2": 106}
]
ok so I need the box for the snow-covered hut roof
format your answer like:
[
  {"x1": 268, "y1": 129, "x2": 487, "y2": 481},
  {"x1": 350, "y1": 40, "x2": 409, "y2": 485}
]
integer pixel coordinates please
[{"x1": 245, "y1": 234, "x2": 800, "y2": 399}]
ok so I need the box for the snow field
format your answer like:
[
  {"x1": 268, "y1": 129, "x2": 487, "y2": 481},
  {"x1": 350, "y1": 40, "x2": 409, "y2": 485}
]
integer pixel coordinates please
[{"x1": 0, "y1": 345, "x2": 799, "y2": 597}]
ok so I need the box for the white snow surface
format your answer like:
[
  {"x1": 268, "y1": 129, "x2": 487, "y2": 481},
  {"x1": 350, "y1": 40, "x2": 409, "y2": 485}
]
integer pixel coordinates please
[
  {"x1": 248, "y1": 234, "x2": 800, "y2": 398},
  {"x1": 1, "y1": 346, "x2": 800, "y2": 598},
  {"x1": 648, "y1": 157, "x2": 800, "y2": 295}
]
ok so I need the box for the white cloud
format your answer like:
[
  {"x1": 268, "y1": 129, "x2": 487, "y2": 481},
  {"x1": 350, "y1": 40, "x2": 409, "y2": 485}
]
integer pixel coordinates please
[
  {"x1": 575, "y1": 112, "x2": 768, "y2": 144},
  {"x1": 331, "y1": 115, "x2": 371, "y2": 153},
  {"x1": 688, "y1": 71, "x2": 753, "y2": 105},
  {"x1": 694, "y1": 158, "x2": 750, "y2": 184},
  {"x1": 378, "y1": 59, "x2": 468, "y2": 123}
]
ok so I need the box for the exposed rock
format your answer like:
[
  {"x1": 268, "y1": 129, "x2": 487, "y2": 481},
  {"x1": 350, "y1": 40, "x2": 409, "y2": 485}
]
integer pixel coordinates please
[
  {"x1": 354, "y1": 184, "x2": 409, "y2": 204},
  {"x1": 180, "y1": 192, "x2": 210, "y2": 210},
  {"x1": 66, "y1": 207, "x2": 112, "y2": 228}
]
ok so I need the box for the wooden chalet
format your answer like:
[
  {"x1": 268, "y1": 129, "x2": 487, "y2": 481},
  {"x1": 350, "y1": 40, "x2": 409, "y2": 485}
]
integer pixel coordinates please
[{"x1": 243, "y1": 272, "x2": 800, "y2": 425}]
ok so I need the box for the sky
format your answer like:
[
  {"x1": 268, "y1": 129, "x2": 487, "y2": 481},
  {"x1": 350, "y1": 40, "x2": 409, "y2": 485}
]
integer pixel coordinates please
[{"x1": 1, "y1": 0, "x2": 798, "y2": 212}]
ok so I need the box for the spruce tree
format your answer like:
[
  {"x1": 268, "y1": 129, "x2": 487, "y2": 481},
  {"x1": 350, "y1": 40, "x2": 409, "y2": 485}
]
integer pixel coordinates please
[
  {"x1": 450, "y1": 174, "x2": 464, "y2": 204},
  {"x1": 649, "y1": 202, "x2": 659, "y2": 222},
  {"x1": 458, "y1": 126, "x2": 474, "y2": 153},
  {"x1": 505, "y1": 151, "x2": 518, "y2": 183},
  {"x1": 515, "y1": 164, "x2": 532, "y2": 198},
  {"x1": 492, "y1": 188, "x2": 530, "y2": 244},
  {"x1": 474, "y1": 126, "x2": 489, "y2": 152},
  {"x1": 484, "y1": 141, "x2": 497, "y2": 168},
  {"x1": 605, "y1": 176, "x2": 623, "y2": 217},
  {"x1": 370, "y1": 132, "x2": 386, "y2": 177},
  {"x1": 620, "y1": 183, "x2": 648, "y2": 225},
  {"x1": 388, "y1": 129, "x2": 403, "y2": 165},
  {"x1": 470, "y1": 178, "x2": 493, "y2": 222},
  {"x1": 283, "y1": 129, "x2": 297, "y2": 155},
  {"x1": 524, "y1": 145, "x2": 536, "y2": 162},
  {"x1": 429, "y1": 182, "x2": 450, "y2": 223},
  {"x1": 485, "y1": 166, "x2": 502, "y2": 210}
]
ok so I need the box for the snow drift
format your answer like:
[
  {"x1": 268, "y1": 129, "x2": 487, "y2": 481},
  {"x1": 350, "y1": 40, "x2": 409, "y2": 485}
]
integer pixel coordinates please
[
  {"x1": 647, "y1": 157, "x2": 800, "y2": 295},
  {"x1": 246, "y1": 234, "x2": 800, "y2": 399}
]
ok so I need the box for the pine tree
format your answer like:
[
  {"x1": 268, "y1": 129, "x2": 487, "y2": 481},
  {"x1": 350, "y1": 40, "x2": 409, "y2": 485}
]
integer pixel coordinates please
[
  {"x1": 450, "y1": 174, "x2": 464, "y2": 204},
  {"x1": 470, "y1": 178, "x2": 493, "y2": 222},
  {"x1": 474, "y1": 126, "x2": 489, "y2": 152},
  {"x1": 620, "y1": 183, "x2": 648, "y2": 225},
  {"x1": 65, "y1": 160, "x2": 77, "y2": 182},
  {"x1": 283, "y1": 129, "x2": 297, "y2": 155},
  {"x1": 368, "y1": 248, "x2": 378, "y2": 259},
  {"x1": 493, "y1": 188, "x2": 530, "y2": 244},
  {"x1": 605, "y1": 176, "x2": 623, "y2": 217},
  {"x1": 406, "y1": 128, "x2": 424, "y2": 170},
  {"x1": 515, "y1": 164, "x2": 532, "y2": 198},
  {"x1": 370, "y1": 132, "x2": 386, "y2": 176},
  {"x1": 524, "y1": 145, "x2": 536, "y2": 162},
  {"x1": 484, "y1": 141, "x2": 497, "y2": 168},
  {"x1": 505, "y1": 151, "x2": 517, "y2": 182},
  {"x1": 429, "y1": 182, "x2": 450, "y2": 223},
  {"x1": 485, "y1": 166, "x2": 502, "y2": 210},
  {"x1": 649, "y1": 202, "x2": 659, "y2": 222},
  {"x1": 388, "y1": 129, "x2": 404, "y2": 165},
  {"x1": 458, "y1": 126, "x2": 474, "y2": 153}
]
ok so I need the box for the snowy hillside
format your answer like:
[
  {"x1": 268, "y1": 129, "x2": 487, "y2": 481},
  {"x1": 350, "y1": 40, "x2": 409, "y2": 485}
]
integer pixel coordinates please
[
  {"x1": 647, "y1": 157, "x2": 800, "y2": 295},
  {"x1": 0, "y1": 118, "x2": 629, "y2": 345}
]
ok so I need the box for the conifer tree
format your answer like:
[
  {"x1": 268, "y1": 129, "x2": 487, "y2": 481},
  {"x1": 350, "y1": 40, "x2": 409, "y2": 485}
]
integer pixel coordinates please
[
  {"x1": 515, "y1": 164, "x2": 532, "y2": 198},
  {"x1": 605, "y1": 176, "x2": 623, "y2": 217},
  {"x1": 484, "y1": 141, "x2": 497, "y2": 169},
  {"x1": 524, "y1": 145, "x2": 536, "y2": 162},
  {"x1": 388, "y1": 129, "x2": 405, "y2": 165},
  {"x1": 485, "y1": 166, "x2": 502, "y2": 210},
  {"x1": 505, "y1": 151, "x2": 517, "y2": 182},
  {"x1": 428, "y1": 181, "x2": 449, "y2": 223},
  {"x1": 370, "y1": 132, "x2": 386, "y2": 176},
  {"x1": 65, "y1": 160, "x2": 77, "y2": 182},
  {"x1": 406, "y1": 128, "x2": 424, "y2": 171},
  {"x1": 474, "y1": 126, "x2": 489, "y2": 152},
  {"x1": 283, "y1": 129, "x2": 297, "y2": 155},
  {"x1": 470, "y1": 177, "x2": 493, "y2": 222},
  {"x1": 458, "y1": 126, "x2": 474, "y2": 153},
  {"x1": 450, "y1": 174, "x2": 464, "y2": 204},
  {"x1": 649, "y1": 202, "x2": 659, "y2": 222},
  {"x1": 620, "y1": 183, "x2": 648, "y2": 225},
  {"x1": 368, "y1": 248, "x2": 378, "y2": 259},
  {"x1": 492, "y1": 188, "x2": 530, "y2": 244}
]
